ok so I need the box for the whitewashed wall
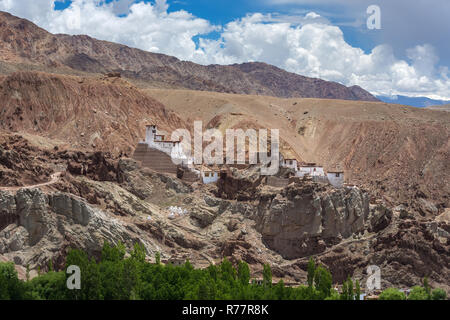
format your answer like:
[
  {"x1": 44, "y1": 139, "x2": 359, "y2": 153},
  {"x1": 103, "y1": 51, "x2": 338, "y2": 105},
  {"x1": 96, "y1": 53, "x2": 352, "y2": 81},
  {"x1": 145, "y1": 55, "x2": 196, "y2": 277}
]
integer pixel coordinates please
[
  {"x1": 202, "y1": 172, "x2": 219, "y2": 184},
  {"x1": 327, "y1": 172, "x2": 344, "y2": 188},
  {"x1": 297, "y1": 166, "x2": 325, "y2": 177}
]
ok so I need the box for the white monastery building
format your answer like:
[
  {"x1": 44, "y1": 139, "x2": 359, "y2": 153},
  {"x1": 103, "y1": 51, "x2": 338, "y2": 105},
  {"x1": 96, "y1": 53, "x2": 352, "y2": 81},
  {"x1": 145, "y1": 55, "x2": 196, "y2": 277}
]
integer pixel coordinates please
[
  {"x1": 279, "y1": 152, "x2": 345, "y2": 188},
  {"x1": 144, "y1": 124, "x2": 192, "y2": 166},
  {"x1": 200, "y1": 166, "x2": 220, "y2": 184},
  {"x1": 281, "y1": 158, "x2": 298, "y2": 170},
  {"x1": 142, "y1": 124, "x2": 222, "y2": 184},
  {"x1": 326, "y1": 171, "x2": 344, "y2": 188},
  {"x1": 296, "y1": 163, "x2": 326, "y2": 177}
]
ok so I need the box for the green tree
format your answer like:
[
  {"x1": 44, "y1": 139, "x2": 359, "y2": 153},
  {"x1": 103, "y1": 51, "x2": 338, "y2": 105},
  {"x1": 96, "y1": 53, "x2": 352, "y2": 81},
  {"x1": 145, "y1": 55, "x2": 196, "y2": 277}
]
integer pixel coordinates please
[
  {"x1": 26, "y1": 271, "x2": 67, "y2": 300},
  {"x1": 184, "y1": 260, "x2": 194, "y2": 271},
  {"x1": 314, "y1": 265, "x2": 332, "y2": 299},
  {"x1": 341, "y1": 281, "x2": 348, "y2": 300},
  {"x1": 66, "y1": 248, "x2": 90, "y2": 271},
  {"x1": 423, "y1": 277, "x2": 431, "y2": 299},
  {"x1": 48, "y1": 260, "x2": 53, "y2": 272},
  {"x1": 325, "y1": 289, "x2": 341, "y2": 300},
  {"x1": 155, "y1": 252, "x2": 161, "y2": 265},
  {"x1": 130, "y1": 243, "x2": 146, "y2": 263},
  {"x1": 101, "y1": 241, "x2": 126, "y2": 262},
  {"x1": 220, "y1": 258, "x2": 236, "y2": 284},
  {"x1": 65, "y1": 248, "x2": 89, "y2": 300},
  {"x1": 408, "y1": 286, "x2": 430, "y2": 300},
  {"x1": 197, "y1": 279, "x2": 210, "y2": 299},
  {"x1": 237, "y1": 261, "x2": 250, "y2": 286},
  {"x1": 207, "y1": 264, "x2": 218, "y2": 281},
  {"x1": 355, "y1": 279, "x2": 361, "y2": 301},
  {"x1": 379, "y1": 288, "x2": 406, "y2": 300},
  {"x1": 346, "y1": 277, "x2": 354, "y2": 300},
  {"x1": 262, "y1": 264, "x2": 272, "y2": 288},
  {"x1": 0, "y1": 262, "x2": 25, "y2": 300},
  {"x1": 431, "y1": 288, "x2": 447, "y2": 300},
  {"x1": 9, "y1": 241, "x2": 440, "y2": 301},
  {"x1": 307, "y1": 258, "x2": 315, "y2": 288},
  {"x1": 274, "y1": 280, "x2": 285, "y2": 300},
  {"x1": 84, "y1": 258, "x2": 103, "y2": 299}
]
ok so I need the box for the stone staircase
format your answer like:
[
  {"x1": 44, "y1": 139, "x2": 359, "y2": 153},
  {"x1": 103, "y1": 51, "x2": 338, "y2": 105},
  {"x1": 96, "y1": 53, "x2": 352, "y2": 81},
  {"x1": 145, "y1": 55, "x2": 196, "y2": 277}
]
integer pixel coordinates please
[{"x1": 132, "y1": 143, "x2": 178, "y2": 175}]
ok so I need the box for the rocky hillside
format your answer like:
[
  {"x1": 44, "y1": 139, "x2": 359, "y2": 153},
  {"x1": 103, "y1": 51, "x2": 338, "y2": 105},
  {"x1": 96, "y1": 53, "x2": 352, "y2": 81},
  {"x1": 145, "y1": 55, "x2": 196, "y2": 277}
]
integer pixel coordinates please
[
  {"x1": 0, "y1": 71, "x2": 188, "y2": 153},
  {"x1": 148, "y1": 89, "x2": 450, "y2": 216},
  {"x1": 1, "y1": 70, "x2": 448, "y2": 218},
  {"x1": 0, "y1": 11, "x2": 378, "y2": 101},
  {"x1": 0, "y1": 134, "x2": 448, "y2": 291}
]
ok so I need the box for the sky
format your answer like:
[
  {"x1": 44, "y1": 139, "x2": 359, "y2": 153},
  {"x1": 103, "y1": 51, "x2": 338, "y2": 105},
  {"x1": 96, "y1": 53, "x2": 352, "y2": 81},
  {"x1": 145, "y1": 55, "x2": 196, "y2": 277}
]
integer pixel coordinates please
[{"x1": 1, "y1": 0, "x2": 450, "y2": 101}]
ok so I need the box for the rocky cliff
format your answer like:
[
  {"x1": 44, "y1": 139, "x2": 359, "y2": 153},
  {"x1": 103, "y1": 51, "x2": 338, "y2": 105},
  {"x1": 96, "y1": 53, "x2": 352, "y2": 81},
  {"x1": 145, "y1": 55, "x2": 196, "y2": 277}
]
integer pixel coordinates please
[
  {"x1": 254, "y1": 183, "x2": 391, "y2": 259},
  {"x1": 0, "y1": 188, "x2": 159, "y2": 270}
]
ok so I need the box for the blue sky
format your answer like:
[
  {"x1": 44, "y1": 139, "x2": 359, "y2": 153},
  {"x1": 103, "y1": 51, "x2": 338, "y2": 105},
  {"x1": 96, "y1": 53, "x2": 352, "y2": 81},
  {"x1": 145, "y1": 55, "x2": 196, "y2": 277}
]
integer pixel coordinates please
[{"x1": 1, "y1": 0, "x2": 450, "y2": 102}]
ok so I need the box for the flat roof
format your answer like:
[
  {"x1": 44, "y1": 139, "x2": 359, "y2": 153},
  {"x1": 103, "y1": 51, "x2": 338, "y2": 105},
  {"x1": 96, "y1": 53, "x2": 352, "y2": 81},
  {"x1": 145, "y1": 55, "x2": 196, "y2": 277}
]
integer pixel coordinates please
[
  {"x1": 200, "y1": 165, "x2": 220, "y2": 172},
  {"x1": 154, "y1": 140, "x2": 179, "y2": 143}
]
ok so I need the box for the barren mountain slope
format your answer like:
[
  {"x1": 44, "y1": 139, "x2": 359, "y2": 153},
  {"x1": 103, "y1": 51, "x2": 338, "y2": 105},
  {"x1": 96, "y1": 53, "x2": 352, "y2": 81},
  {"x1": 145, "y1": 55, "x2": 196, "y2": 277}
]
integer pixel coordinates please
[
  {"x1": 0, "y1": 71, "x2": 188, "y2": 153},
  {"x1": 147, "y1": 89, "x2": 450, "y2": 213},
  {"x1": 0, "y1": 11, "x2": 378, "y2": 101}
]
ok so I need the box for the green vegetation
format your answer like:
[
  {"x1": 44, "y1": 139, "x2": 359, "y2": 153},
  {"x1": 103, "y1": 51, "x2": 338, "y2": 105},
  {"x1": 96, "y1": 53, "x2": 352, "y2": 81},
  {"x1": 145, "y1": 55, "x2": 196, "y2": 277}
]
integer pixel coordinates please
[
  {"x1": 431, "y1": 288, "x2": 447, "y2": 300},
  {"x1": 408, "y1": 286, "x2": 430, "y2": 300},
  {"x1": 0, "y1": 262, "x2": 25, "y2": 300},
  {"x1": 0, "y1": 242, "x2": 447, "y2": 300},
  {"x1": 379, "y1": 288, "x2": 406, "y2": 300},
  {"x1": 377, "y1": 276, "x2": 447, "y2": 301}
]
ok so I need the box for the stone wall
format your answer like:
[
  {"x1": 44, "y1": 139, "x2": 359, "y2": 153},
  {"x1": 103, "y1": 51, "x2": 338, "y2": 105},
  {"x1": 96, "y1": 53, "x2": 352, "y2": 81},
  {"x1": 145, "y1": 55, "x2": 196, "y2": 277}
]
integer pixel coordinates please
[
  {"x1": 312, "y1": 176, "x2": 330, "y2": 184},
  {"x1": 132, "y1": 143, "x2": 178, "y2": 175},
  {"x1": 266, "y1": 176, "x2": 289, "y2": 188}
]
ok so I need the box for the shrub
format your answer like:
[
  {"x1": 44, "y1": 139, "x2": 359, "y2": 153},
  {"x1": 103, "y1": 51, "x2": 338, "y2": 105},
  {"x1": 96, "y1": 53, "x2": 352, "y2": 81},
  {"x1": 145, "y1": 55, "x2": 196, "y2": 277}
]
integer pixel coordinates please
[
  {"x1": 0, "y1": 262, "x2": 25, "y2": 300},
  {"x1": 431, "y1": 288, "x2": 447, "y2": 300},
  {"x1": 379, "y1": 288, "x2": 406, "y2": 300},
  {"x1": 408, "y1": 286, "x2": 429, "y2": 300}
]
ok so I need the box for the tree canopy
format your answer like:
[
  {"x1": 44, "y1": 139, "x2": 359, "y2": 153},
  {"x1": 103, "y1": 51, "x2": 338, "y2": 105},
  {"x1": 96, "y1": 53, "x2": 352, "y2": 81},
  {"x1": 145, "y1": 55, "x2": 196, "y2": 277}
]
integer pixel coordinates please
[{"x1": 0, "y1": 243, "x2": 446, "y2": 301}]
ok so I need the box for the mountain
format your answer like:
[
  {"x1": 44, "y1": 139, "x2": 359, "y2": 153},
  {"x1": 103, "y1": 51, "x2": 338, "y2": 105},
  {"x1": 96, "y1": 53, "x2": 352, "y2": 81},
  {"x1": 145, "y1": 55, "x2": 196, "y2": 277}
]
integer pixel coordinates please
[
  {"x1": 378, "y1": 95, "x2": 450, "y2": 108},
  {"x1": 426, "y1": 104, "x2": 450, "y2": 112},
  {"x1": 0, "y1": 10, "x2": 378, "y2": 102}
]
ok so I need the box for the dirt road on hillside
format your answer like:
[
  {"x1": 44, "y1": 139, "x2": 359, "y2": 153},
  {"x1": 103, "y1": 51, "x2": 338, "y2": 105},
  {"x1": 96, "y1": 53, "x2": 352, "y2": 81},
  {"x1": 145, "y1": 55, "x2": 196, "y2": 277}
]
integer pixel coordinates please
[{"x1": 0, "y1": 172, "x2": 63, "y2": 192}]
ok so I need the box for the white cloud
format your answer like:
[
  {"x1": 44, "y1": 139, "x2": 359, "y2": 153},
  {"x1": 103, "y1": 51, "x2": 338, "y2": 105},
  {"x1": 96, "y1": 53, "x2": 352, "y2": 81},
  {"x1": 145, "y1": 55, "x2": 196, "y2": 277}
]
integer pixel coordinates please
[
  {"x1": 198, "y1": 14, "x2": 450, "y2": 99},
  {"x1": 1, "y1": 0, "x2": 449, "y2": 99},
  {"x1": 305, "y1": 12, "x2": 320, "y2": 19}
]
